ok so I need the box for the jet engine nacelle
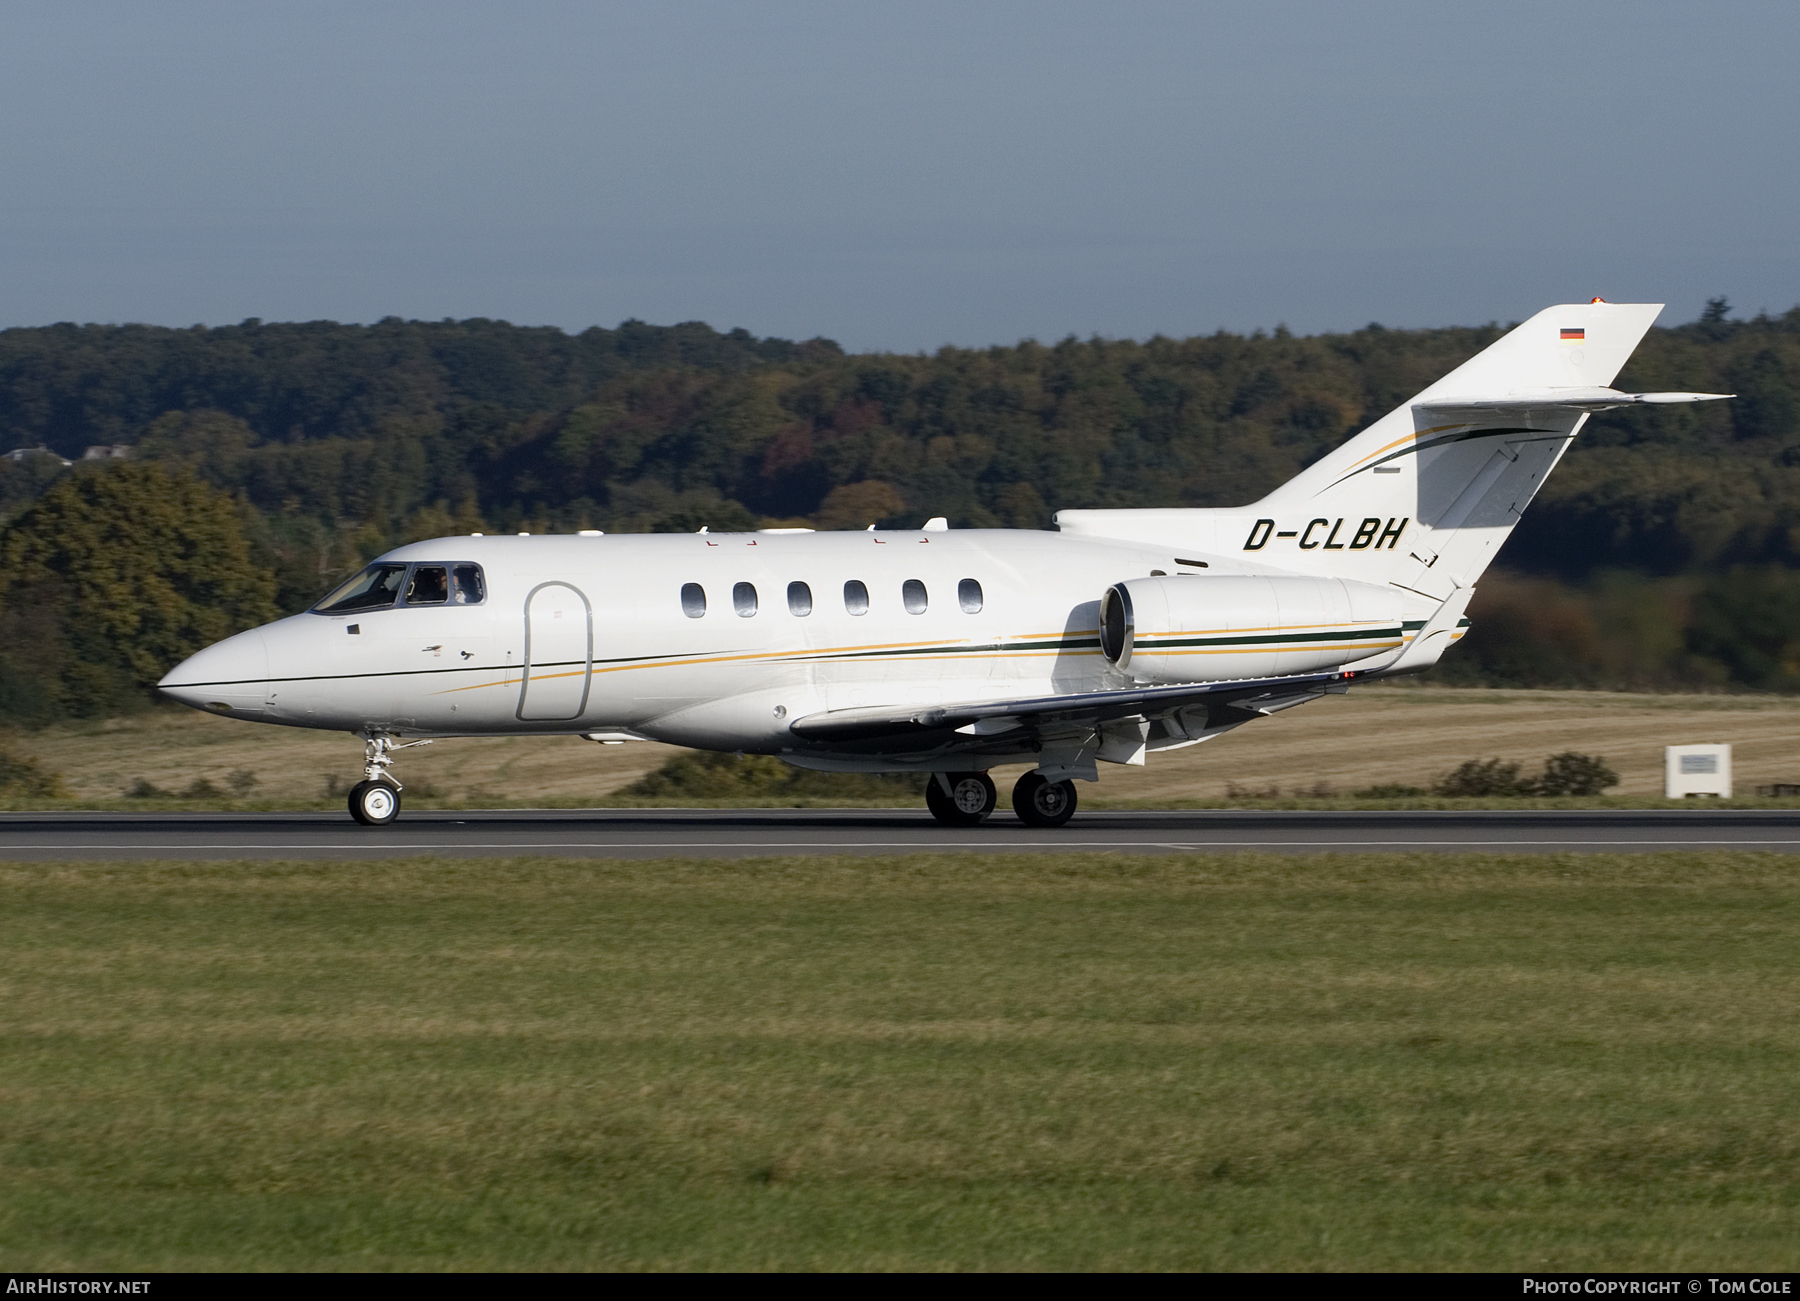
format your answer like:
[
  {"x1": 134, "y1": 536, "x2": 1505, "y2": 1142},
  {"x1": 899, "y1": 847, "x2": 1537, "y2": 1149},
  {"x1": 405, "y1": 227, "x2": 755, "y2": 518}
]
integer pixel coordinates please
[{"x1": 1098, "y1": 574, "x2": 1405, "y2": 684}]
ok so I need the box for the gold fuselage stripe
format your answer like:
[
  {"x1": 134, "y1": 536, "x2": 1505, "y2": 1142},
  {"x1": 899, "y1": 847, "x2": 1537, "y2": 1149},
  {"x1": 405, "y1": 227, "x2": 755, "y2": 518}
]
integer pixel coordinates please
[{"x1": 433, "y1": 621, "x2": 1400, "y2": 694}]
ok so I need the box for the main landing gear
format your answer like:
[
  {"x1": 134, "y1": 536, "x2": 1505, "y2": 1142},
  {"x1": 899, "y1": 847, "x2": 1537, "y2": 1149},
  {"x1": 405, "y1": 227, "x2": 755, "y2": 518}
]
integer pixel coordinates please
[
  {"x1": 346, "y1": 734, "x2": 431, "y2": 827},
  {"x1": 924, "y1": 770, "x2": 1078, "y2": 828},
  {"x1": 1012, "y1": 771, "x2": 1078, "y2": 828},
  {"x1": 926, "y1": 772, "x2": 998, "y2": 826}
]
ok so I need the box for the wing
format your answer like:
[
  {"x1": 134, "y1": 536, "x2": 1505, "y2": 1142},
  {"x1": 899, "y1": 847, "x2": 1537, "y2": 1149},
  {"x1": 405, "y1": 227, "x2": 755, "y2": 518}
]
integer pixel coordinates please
[{"x1": 787, "y1": 670, "x2": 1355, "y2": 760}]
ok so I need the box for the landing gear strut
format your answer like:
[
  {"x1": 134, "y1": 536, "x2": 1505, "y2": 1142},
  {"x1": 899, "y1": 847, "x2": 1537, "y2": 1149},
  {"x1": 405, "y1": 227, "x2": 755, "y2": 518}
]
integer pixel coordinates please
[
  {"x1": 346, "y1": 734, "x2": 431, "y2": 827},
  {"x1": 1012, "y1": 772, "x2": 1078, "y2": 828},
  {"x1": 926, "y1": 771, "x2": 998, "y2": 826}
]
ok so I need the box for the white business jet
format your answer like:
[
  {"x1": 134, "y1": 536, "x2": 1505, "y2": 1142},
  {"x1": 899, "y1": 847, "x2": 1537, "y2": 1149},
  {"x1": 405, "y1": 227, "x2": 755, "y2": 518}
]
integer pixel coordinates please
[{"x1": 159, "y1": 302, "x2": 1727, "y2": 826}]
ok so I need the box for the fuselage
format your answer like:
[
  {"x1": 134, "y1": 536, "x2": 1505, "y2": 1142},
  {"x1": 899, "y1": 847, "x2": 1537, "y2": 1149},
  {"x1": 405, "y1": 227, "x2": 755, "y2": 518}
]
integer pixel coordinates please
[{"x1": 157, "y1": 526, "x2": 1423, "y2": 758}]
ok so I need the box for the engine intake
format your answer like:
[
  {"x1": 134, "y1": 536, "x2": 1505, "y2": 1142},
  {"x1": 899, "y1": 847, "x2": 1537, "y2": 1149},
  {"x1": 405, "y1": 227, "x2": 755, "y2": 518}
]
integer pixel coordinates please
[{"x1": 1099, "y1": 574, "x2": 1405, "y2": 683}]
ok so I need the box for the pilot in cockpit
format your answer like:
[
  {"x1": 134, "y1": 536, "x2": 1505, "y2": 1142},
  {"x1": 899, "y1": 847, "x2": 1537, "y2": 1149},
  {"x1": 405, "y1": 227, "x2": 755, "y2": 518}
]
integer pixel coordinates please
[
  {"x1": 406, "y1": 565, "x2": 449, "y2": 606},
  {"x1": 451, "y1": 564, "x2": 483, "y2": 604}
]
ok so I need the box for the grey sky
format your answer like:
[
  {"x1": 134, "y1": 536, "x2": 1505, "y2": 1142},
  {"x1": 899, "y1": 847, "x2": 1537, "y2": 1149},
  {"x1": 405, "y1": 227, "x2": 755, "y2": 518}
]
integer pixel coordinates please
[{"x1": 2, "y1": 1, "x2": 1794, "y2": 350}]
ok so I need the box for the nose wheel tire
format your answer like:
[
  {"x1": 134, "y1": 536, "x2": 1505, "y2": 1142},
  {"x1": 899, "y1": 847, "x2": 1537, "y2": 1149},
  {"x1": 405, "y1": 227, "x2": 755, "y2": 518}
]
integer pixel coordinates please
[
  {"x1": 348, "y1": 779, "x2": 401, "y2": 826},
  {"x1": 1012, "y1": 772, "x2": 1078, "y2": 827},
  {"x1": 926, "y1": 771, "x2": 997, "y2": 826}
]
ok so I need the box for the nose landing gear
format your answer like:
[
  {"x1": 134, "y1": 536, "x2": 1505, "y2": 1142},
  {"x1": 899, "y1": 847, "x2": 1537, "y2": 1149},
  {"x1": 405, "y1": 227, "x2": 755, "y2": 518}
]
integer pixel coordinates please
[
  {"x1": 346, "y1": 734, "x2": 431, "y2": 826},
  {"x1": 348, "y1": 779, "x2": 400, "y2": 825}
]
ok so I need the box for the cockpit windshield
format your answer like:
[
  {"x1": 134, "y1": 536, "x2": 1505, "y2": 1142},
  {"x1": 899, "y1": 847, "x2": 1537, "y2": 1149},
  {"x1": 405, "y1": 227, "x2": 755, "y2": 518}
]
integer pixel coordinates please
[
  {"x1": 314, "y1": 564, "x2": 408, "y2": 613},
  {"x1": 313, "y1": 561, "x2": 488, "y2": 614}
]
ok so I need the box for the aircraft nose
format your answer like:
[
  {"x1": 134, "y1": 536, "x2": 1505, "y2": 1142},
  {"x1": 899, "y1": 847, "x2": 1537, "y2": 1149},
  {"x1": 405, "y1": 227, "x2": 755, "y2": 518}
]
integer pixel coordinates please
[{"x1": 158, "y1": 629, "x2": 271, "y2": 716}]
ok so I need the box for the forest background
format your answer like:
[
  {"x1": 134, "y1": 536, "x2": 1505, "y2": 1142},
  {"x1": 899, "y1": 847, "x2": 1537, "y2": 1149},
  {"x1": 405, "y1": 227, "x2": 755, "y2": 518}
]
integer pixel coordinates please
[{"x1": 1, "y1": 298, "x2": 1797, "y2": 725}]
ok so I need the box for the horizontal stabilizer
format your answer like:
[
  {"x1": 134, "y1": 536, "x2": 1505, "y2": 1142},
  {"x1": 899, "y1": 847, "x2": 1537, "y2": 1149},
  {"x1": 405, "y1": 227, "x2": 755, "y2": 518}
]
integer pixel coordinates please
[{"x1": 1417, "y1": 387, "x2": 1733, "y2": 414}]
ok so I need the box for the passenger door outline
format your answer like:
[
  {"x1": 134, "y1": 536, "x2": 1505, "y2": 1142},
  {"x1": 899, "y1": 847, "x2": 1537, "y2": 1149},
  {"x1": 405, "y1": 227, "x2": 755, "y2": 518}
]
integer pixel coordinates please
[{"x1": 517, "y1": 581, "x2": 593, "y2": 721}]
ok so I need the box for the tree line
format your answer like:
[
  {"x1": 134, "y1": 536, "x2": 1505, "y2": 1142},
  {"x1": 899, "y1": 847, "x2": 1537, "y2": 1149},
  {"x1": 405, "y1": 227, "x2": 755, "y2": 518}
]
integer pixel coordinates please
[{"x1": 3, "y1": 299, "x2": 1800, "y2": 723}]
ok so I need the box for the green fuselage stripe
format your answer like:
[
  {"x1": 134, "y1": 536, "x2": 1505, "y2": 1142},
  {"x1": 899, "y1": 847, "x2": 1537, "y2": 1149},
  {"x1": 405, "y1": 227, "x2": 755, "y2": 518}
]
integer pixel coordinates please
[{"x1": 1134, "y1": 625, "x2": 1401, "y2": 650}]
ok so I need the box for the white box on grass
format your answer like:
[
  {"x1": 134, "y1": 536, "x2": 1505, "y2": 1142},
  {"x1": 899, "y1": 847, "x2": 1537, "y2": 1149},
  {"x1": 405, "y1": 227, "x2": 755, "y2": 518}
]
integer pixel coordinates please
[{"x1": 1665, "y1": 744, "x2": 1731, "y2": 798}]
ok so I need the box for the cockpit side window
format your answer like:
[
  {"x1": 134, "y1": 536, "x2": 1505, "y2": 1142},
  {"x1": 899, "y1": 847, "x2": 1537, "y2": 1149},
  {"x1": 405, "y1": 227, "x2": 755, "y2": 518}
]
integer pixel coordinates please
[
  {"x1": 314, "y1": 564, "x2": 408, "y2": 613},
  {"x1": 405, "y1": 565, "x2": 449, "y2": 605},
  {"x1": 452, "y1": 564, "x2": 485, "y2": 604}
]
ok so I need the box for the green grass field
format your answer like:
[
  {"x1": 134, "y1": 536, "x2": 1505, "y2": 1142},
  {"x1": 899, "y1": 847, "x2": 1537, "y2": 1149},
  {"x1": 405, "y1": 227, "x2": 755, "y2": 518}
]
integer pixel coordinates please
[{"x1": 3, "y1": 852, "x2": 1798, "y2": 1271}]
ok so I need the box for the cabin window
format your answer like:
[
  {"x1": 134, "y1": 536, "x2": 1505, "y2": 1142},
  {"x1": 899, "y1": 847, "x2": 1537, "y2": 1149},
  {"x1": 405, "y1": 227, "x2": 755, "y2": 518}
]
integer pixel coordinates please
[
  {"x1": 844, "y1": 580, "x2": 869, "y2": 616},
  {"x1": 314, "y1": 563, "x2": 408, "y2": 613},
  {"x1": 734, "y1": 582, "x2": 759, "y2": 616},
  {"x1": 787, "y1": 581, "x2": 812, "y2": 616},
  {"x1": 680, "y1": 583, "x2": 707, "y2": 618},
  {"x1": 452, "y1": 564, "x2": 485, "y2": 604},
  {"x1": 405, "y1": 565, "x2": 449, "y2": 605},
  {"x1": 902, "y1": 579, "x2": 928, "y2": 614},
  {"x1": 958, "y1": 578, "x2": 983, "y2": 613}
]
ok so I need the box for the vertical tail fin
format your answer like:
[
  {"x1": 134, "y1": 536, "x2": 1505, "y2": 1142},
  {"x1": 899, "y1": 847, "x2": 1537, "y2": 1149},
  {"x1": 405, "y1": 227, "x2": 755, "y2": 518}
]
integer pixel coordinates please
[
  {"x1": 1055, "y1": 302, "x2": 1728, "y2": 606},
  {"x1": 1249, "y1": 301, "x2": 1667, "y2": 600}
]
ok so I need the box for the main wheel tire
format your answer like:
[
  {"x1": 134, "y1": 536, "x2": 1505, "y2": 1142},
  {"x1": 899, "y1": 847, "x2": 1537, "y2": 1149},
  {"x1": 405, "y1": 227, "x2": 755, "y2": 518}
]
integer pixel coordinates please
[
  {"x1": 925, "y1": 771, "x2": 997, "y2": 826},
  {"x1": 348, "y1": 779, "x2": 401, "y2": 826},
  {"x1": 1012, "y1": 772, "x2": 1078, "y2": 827}
]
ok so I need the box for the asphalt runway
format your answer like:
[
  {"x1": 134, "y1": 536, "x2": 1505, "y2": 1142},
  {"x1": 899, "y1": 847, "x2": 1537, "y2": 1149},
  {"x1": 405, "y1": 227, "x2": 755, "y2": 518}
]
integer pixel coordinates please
[{"x1": 5, "y1": 807, "x2": 1800, "y2": 859}]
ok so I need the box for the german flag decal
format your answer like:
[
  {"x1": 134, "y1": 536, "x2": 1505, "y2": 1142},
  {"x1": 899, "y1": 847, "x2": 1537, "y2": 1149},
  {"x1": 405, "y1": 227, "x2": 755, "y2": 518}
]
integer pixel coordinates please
[{"x1": 1560, "y1": 327, "x2": 1585, "y2": 342}]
